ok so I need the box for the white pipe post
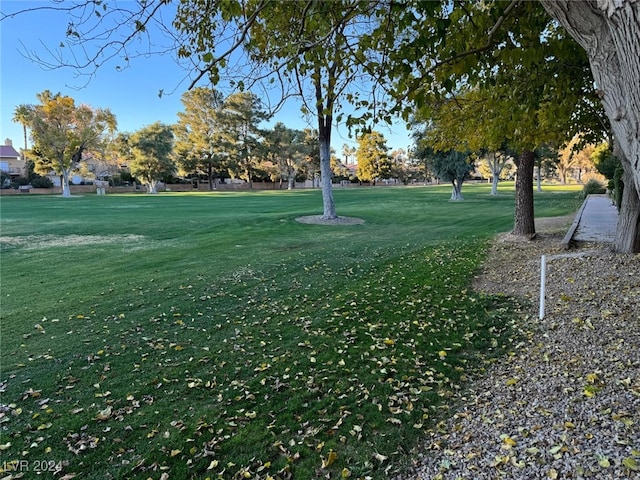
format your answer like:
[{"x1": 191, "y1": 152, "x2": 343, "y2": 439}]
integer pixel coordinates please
[{"x1": 539, "y1": 255, "x2": 546, "y2": 320}]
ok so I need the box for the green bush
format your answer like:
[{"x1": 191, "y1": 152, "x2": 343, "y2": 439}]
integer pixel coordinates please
[
  {"x1": 613, "y1": 165, "x2": 624, "y2": 210},
  {"x1": 30, "y1": 175, "x2": 54, "y2": 188},
  {"x1": 0, "y1": 170, "x2": 11, "y2": 188},
  {"x1": 582, "y1": 179, "x2": 606, "y2": 197}
]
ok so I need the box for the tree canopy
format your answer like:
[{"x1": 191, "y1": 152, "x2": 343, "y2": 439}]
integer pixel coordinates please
[
  {"x1": 126, "y1": 122, "x2": 175, "y2": 194},
  {"x1": 217, "y1": 91, "x2": 268, "y2": 188},
  {"x1": 22, "y1": 90, "x2": 116, "y2": 197},
  {"x1": 355, "y1": 131, "x2": 392, "y2": 184},
  {"x1": 173, "y1": 87, "x2": 226, "y2": 190}
]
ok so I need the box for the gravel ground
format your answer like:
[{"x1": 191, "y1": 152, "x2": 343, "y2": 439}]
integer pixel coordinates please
[{"x1": 400, "y1": 223, "x2": 640, "y2": 479}]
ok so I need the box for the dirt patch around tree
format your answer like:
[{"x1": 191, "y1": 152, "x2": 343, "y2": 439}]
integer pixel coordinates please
[{"x1": 295, "y1": 215, "x2": 365, "y2": 225}]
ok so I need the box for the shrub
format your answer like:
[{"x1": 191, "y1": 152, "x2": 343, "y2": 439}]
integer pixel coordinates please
[
  {"x1": 582, "y1": 179, "x2": 606, "y2": 197},
  {"x1": 0, "y1": 170, "x2": 11, "y2": 188},
  {"x1": 613, "y1": 165, "x2": 624, "y2": 210},
  {"x1": 119, "y1": 170, "x2": 135, "y2": 183},
  {"x1": 14, "y1": 176, "x2": 30, "y2": 186},
  {"x1": 30, "y1": 175, "x2": 54, "y2": 188}
]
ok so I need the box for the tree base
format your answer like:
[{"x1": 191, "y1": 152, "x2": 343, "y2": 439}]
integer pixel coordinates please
[{"x1": 296, "y1": 215, "x2": 365, "y2": 225}]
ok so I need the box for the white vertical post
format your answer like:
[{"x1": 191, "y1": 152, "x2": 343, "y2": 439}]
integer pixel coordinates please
[{"x1": 539, "y1": 255, "x2": 547, "y2": 320}]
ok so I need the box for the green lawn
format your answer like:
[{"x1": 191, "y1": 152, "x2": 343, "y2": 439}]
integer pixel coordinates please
[{"x1": 0, "y1": 184, "x2": 582, "y2": 479}]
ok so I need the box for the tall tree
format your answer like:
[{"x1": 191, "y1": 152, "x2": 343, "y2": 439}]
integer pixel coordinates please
[
  {"x1": 25, "y1": 90, "x2": 116, "y2": 197},
  {"x1": 263, "y1": 122, "x2": 311, "y2": 190},
  {"x1": 218, "y1": 92, "x2": 268, "y2": 189},
  {"x1": 555, "y1": 134, "x2": 597, "y2": 184},
  {"x1": 390, "y1": 148, "x2": 410, "y2": 184},
  {"x1": 11, "y1": 104, "x2": 31, "y2": 164},
  {"x1": 477, "y1": 149, "x2": 516, "y2": 196},
  {"x1": 415, "y1": 145, "x2": 473, "y2": 201},
  {"x1": 385, "y1": 1, "x2": 601, "y2": 237},
  {"x1": 341, "y1": 144, "x2": 356, "y2": 165},
  {"x1": 127, "y1": 122, "x2": 174, "y2": 194},
  {"x1": 174, "y1": 87, "x2": 226, "y2": 190},
  {"x1": 355, "y1": 131, "x2": 392, "y2": 184},
  {"x1": 172, "y1": 1, "x2": 390, "y2": 219}
]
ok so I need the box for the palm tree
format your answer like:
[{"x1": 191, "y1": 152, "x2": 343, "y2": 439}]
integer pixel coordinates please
[
  {"x1": 341, "y1": 144, "x2": 356, "y2": 165},
  {"x1": 12, "y1": 104, "x2": 32, "y2": 162}
]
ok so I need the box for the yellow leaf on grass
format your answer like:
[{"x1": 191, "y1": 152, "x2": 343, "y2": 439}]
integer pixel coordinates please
[
  {"x1": 0, "y1": 442, "x2": 11, "y2": 450},
  {"x1": 322, "y1": 450, "x2": 337, "y2": 468},
  {"x1": 207, "y1": 460, "x2": 219, "y2": 470},
  {"x1": 383, "y1": 338, "x2": 395, "y2": 345},
  {"x1": 341, "y1": 467, "x2": 351, "y2": 478},
  {"x1": 438, "y1": 350, "x2": 447, "y2": 359},
  {"x1": 170, "y1": 449, "x2": 182, "y2": 457}
]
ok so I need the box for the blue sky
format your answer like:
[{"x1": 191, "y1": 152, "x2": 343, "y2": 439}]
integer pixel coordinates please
[{"x1": 0, "y1": 1, "x2": 412, "y2": 154}]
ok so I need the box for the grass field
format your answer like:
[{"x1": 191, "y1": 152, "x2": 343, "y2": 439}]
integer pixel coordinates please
[{"x1": 0, "y1": 184, "x2": 582, "y2": 479}]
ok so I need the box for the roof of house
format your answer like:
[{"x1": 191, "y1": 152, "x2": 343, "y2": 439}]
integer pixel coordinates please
[{"x1": 0, "y1": 145, "x2": 21, "y2": 158}]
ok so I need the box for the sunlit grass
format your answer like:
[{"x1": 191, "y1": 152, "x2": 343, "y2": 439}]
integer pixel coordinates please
[{"x1": 0, "y1": 185, "x2": 581, "y2": 479}]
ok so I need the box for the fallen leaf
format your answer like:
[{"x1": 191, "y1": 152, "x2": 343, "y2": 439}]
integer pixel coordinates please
[
  {"x1": 321, "y1": 450, "x2": 337, "y2": 468},
  {"x1": 623, "y1": 457, "x2": 639, "y2": 471},
  {"x1": 95, "y1": 406, "x2": 112, "y2": 421}
]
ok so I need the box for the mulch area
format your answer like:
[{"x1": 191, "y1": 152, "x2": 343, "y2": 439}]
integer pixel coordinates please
[{"x1": 400, "y1": 219, "x2": 640, "y2": 479}]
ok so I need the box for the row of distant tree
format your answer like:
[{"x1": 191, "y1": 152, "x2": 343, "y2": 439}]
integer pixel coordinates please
[
  {"x1": 12, "y1": 87, "x2": 608, "y2": 197},
  {"x1": 10, "y1": 88, "x2": 409, "y2": 194}
]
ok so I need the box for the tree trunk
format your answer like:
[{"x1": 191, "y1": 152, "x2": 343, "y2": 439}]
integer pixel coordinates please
[
  {"x1": 61, "y1": 168, "x2": 72, "y2": 197},
  {"x1": 22, "y1": 125, "x2": 28, "y2": 163},
  {"x1": 613, "y1": 152, "x2": 640, "y2": 253},
  {"x1": 450, "y1": 179, "x2": 464, "y2": 200},
  {"x1": 318, "y1": 120, "x2": 337, "y2": 219},
  {"x1": 207, "y1": 163, "x2": 215, "y2": 190},
  {"x1": 491, "y1": 173, "x2": 499, "y2": 195},
  {"x1": 246, "y1": 167, "x2": 253, "y2": 189},
  {"x1": 559, "y1": 168, "x2": 567, "y2": 185},
  {"x1": 513, "y1": 150, "x2": 536, "y2": 237},
  {"x1": 540, "y1": 1, "x2": 640, "y2": 206}
]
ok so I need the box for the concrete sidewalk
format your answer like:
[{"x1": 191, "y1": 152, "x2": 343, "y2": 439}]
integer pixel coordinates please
[{"x1": 561, "y1": 194, "x2": 619, "y2": 247}]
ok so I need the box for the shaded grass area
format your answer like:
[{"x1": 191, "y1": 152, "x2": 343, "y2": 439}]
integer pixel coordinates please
[{"x1": 0, "y1": 185, "x2": 581, "y2": 479}]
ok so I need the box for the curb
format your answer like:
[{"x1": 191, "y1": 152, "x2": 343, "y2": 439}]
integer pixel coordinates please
[{"x1": 560, "y1": 195, "x2": 590, "y2": 249}]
